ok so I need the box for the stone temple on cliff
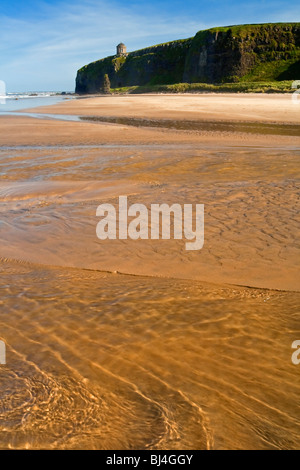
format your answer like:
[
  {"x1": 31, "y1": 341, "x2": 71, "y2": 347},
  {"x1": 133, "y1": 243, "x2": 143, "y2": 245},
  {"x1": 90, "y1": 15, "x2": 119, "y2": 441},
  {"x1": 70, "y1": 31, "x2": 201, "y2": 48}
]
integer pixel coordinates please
[{"x1": 116, "y1": 43, "x2": 128, "y2": 57}]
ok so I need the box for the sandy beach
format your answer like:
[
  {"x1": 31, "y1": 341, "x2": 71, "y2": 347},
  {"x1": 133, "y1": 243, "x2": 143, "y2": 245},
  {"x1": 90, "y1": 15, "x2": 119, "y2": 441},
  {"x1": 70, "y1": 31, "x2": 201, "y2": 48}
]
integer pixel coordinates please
[
  {"x1": 1, "y1": 94, "x2": 299, "y2": 290},
  {"x1": 0, "y1": 93, "x2": 299, "y2": 449},
  {"x1": 22, "y1": 93, "x2": 300, "y2": 123}
]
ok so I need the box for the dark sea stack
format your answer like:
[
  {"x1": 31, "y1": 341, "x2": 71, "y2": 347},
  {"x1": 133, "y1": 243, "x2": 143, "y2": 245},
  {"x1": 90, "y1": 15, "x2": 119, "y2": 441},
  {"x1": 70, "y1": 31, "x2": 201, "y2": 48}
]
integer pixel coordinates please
[
  {"x1": 75, "y1": 23, "x2": 300, "y2": 94},
  {"x1": 102, "y1": 74, "x2": 111, "y2": 94}
]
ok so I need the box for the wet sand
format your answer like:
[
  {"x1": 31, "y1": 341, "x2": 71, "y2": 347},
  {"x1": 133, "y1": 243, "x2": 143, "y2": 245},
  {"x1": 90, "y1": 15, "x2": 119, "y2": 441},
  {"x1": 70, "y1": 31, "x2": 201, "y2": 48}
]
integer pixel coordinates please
[
  {"x1": 0, "y1": 94, "x2": 299, "y2": 449},
  {"x1": 0, "y1": 143, "x2": 299, "y2": 291},
  {"x1": 23, "y1": 93, "x2": 300, "y2": 123}
]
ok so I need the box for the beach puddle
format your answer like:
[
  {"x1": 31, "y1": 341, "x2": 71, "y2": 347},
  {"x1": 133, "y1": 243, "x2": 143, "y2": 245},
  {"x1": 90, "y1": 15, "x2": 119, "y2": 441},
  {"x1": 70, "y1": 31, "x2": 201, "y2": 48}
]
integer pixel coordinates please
[{"x1": 80, "y1": 116, "x2": 300, "y2": 137}]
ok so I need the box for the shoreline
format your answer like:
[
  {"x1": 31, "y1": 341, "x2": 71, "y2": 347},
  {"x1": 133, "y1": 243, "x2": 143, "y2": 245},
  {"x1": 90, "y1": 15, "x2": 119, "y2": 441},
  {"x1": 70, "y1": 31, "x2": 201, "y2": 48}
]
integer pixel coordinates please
[
  {"x1": 1, "y1": 115, "x2": 299, "y2": 148},
  {"x1": 1, "y1": 93, "x2": 300, "y2": 148},
  {"x1": 20, "y1": 93, "x2": 300, "y2": 124},
  {"x1": 2, "y1": 254, "x2": 299, "y2": 294}
]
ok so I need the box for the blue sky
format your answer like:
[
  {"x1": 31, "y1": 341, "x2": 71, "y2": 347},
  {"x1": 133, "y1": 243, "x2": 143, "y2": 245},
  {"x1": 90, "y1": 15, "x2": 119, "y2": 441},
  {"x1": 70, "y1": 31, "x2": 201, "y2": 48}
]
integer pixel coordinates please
[{"x1": 1, "y1": 0, "x2": 299, "y2": 91}]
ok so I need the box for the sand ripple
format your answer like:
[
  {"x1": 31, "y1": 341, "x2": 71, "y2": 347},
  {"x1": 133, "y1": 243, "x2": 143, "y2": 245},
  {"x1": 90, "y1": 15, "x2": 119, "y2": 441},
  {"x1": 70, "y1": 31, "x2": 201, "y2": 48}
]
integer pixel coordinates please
[
  {"x1": 0, "y1": 145, "x2": 299, "y2": 290},
  {"x1": 0, "y1": 262, "x2": 299, "y2": 449}
]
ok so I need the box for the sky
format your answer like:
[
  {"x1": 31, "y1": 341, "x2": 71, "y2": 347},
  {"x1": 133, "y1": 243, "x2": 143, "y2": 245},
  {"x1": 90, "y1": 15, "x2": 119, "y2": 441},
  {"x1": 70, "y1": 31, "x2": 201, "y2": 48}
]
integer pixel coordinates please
[{"x1": 0, "y1": 0, "x2": 299, "y2": 92}]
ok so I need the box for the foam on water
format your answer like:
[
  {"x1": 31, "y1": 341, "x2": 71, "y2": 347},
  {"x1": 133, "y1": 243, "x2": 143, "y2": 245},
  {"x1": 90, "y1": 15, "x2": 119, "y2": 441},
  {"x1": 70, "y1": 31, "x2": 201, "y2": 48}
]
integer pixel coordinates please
[{"x1": 0, "y1": 93, "x2": 73, "y2": 112}]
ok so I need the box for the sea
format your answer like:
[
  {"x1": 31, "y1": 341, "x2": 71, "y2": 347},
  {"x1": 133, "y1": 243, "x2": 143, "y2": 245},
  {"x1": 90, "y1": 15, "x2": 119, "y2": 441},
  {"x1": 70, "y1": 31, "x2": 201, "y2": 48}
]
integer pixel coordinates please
[{"x1": 0, "y1": 91, "x2": 74, "y2": 112}]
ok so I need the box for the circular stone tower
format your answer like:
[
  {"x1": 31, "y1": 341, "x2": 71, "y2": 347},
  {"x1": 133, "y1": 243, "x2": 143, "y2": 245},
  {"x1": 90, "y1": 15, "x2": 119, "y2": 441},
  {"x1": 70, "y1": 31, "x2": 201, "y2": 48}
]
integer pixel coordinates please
[{"x1": 116, "y1": 43, "x2": 127, "y2": 56}]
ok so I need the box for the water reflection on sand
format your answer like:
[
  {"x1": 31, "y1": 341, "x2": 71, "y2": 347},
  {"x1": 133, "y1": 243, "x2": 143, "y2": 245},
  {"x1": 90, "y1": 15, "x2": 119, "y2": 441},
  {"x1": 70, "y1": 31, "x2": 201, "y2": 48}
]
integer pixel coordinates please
[{"x1": 0, "y1": 142, "x2": 299, "y2": 449}]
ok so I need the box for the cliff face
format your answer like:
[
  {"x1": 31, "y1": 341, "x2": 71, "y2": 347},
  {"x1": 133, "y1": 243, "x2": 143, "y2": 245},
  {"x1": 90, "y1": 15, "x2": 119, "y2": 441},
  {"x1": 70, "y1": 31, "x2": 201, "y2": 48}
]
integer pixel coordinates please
[
  {"x1": 184, "y1": 24, "x2": 300, "y2": 83},
  {"x1": 76, "y1": 23, "x2": 300, "y2": 93},
  {"x1": 76, "y1": 39, "x2": 191, "y2": 94}
]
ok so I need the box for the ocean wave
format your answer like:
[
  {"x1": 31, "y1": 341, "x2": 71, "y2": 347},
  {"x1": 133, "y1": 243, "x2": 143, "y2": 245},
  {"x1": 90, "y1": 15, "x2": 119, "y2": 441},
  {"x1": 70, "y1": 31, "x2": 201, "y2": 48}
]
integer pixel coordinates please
[{"x1": 6, "y1": 93, "x2": 57, "y2": 99}]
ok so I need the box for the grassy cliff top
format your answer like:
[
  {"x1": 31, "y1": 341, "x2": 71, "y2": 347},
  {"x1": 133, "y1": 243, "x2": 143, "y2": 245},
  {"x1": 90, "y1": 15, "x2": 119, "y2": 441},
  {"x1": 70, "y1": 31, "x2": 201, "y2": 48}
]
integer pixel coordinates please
[
  {"x1": 76, "y1": 22, "x2": 300, "y2": 93},
  {"x1": 78, "y1": 38, "x2": 192, "y2": 73},
  {"x1": 78, "y1": 23, "x2": 300, "y2": 72},
  {"x1": 205, "y1": 22, "x2": 299, "y2": 33},
  {"x1": 195, "y1": 22, "x2": 300, "y2": 40}
]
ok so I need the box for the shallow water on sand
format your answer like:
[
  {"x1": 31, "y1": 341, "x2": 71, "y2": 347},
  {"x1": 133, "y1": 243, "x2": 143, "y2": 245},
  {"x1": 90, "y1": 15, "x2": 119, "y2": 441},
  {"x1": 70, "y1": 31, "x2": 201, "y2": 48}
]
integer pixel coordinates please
[
  {"x1": 0, "y1": 261, "x2": 299, "y2": 450},
  {"x1": 0, "y1": 145, "x2": 299, "y2": 290},
  {"x1": 80, "y1": 115, "x2": 300, "y2": 137},
  {"x1": 0, "y1": 143, "x2": 299, "y2": 449}
]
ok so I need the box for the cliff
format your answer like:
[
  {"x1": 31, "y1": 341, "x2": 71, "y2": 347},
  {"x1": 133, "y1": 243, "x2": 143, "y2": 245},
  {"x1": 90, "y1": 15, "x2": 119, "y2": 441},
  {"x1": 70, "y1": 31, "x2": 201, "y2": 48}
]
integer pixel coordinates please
[
  {"x1": 76, "y1": 23, "x2": 300, "y2": 94},
  {"x1": 76, "y1": 39, "x2": 192, "y2": 93}
]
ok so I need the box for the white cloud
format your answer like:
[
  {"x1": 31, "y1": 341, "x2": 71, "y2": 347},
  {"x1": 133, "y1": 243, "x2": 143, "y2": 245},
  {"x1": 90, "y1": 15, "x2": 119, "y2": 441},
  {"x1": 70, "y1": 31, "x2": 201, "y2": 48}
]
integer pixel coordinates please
[
  {"x1": 0, "y1": 0, "x2": 206, "y2": 91},
  {"x1": 2, "y1": 0, "x2": 298, "y2": 91}
]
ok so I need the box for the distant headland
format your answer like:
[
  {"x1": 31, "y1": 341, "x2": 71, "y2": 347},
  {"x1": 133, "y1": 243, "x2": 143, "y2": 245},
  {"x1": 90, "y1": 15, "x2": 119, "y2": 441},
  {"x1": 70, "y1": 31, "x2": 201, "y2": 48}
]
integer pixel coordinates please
[{"x1": 76, "y1": 23, "x2": 300, "y2": 94}]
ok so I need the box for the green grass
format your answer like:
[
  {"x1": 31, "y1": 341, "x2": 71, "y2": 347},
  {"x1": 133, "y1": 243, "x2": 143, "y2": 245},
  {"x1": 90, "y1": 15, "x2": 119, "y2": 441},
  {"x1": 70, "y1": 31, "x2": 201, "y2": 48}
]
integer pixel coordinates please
[
  {"x1": 112, "y1": 56, "x2": 126, "y2": 72},
  {"x1": 77, "y1": 23, "x2": 300, "y2": 94},
  {"x1": 111, "y1": 81, "x2": 295, "y2": 94},
  {"x1": 204, "y1": 22, "x2": 299, "y2": 35},
  {"x1": 241, "y1": 57, "x2": 300, "y2": 81},
  {"x1": 186, "y1": 23, "x2": 300, "y2": 83}
]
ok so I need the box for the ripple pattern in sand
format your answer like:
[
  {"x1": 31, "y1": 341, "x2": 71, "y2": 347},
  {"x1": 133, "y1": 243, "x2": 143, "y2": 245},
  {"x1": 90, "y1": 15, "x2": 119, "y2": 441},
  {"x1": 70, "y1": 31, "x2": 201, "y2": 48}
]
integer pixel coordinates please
[{"x1": 0, "y1": 262, "x2": 299, "y2": 449}]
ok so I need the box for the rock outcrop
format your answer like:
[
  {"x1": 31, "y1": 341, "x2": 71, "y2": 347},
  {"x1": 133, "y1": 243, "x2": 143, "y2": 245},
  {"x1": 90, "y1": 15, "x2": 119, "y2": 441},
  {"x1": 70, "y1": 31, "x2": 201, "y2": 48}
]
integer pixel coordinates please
[{"x1": 76, "y1": 23, "x2": 300, "y2": 93}]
